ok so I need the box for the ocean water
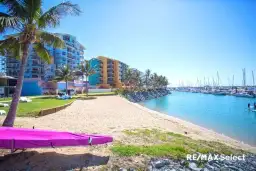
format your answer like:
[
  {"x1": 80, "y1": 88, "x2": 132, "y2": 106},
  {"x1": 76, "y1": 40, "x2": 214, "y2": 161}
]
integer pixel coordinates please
[{"x1": 140, "y1": 91, "x2": 256, "y2": 146}]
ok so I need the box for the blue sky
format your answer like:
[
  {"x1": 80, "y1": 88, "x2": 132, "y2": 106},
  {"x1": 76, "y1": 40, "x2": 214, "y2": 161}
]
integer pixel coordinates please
[{"x1": 44, "y1": 0, "x2": 255, "y2": 86}]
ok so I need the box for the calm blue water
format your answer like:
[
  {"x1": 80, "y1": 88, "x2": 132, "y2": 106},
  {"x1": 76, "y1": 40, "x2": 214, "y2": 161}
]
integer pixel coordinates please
[{"x1": 140, "y1": 91, "x2": 256, "y2": 146}]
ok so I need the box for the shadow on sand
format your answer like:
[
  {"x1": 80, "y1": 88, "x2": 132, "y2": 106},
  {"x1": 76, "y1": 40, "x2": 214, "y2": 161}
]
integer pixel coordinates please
[{"x1": 0, "y1": 151, "x2": 110, "y2": 171}]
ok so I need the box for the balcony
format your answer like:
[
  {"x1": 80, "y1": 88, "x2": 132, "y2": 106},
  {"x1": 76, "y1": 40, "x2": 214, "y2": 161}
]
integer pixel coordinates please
[
  {"x1": 107, "y1": 72, "x2": 113, "y2": 76},
  {"x1": 32, "y1": 75, "x2": 40, "y2": 78},
  {"x1": 107, "y1": 61, "x2": 113, "y2": 64},
  {"x1": 107, "y1": 70, "x2": 114, "y2": 74},
  {"x1": 107, "y1": 66, "x2": 114, "y2": 70}
]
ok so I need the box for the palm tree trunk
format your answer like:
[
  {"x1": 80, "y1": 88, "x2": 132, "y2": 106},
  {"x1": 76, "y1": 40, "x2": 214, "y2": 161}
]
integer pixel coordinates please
[
  {"x1": 66, "y1": 80, "x2": 68, "y2": 95},
  {"x1": 2, "y1": 43, "x2": 30, "y2": 127},
  {"x1": 86, "y1": 76, "x2": 88, "y2": 97},
  {"x1": 82, "y1": 76, "x2": 84, "y2": 94}
]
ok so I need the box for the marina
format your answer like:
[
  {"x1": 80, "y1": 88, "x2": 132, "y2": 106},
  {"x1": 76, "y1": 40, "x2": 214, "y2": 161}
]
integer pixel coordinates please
[
  {"x1": 173, "y1": 69, "x2": 256, "y2": 98},
  {"x1": 140, "y1": 91, "x2": 256, "y2": 146}
]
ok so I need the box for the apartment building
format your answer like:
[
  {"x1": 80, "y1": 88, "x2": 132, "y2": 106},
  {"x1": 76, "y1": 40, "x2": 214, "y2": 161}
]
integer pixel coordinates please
[
  {"x1": 89, "y1": 56, "x2": 128, "y2": 88},
  {"x1": 5, "y1": 33, "x2": 85, "y2": 81},
  {"x1": 54, "y1": 34, "x2": 85, "y2": 70}
]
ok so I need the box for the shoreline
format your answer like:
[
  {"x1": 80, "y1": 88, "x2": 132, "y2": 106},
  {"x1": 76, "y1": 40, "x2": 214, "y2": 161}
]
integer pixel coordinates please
[
  {"x1": 1, "y1": 95, "x2": 256, "y2": 170},
  {"x1": 120, "y1": 96, "x2": 256, "y2": 153},
  {"x1": 0, "y1": 95, "x2": 255, "y2": 154}
]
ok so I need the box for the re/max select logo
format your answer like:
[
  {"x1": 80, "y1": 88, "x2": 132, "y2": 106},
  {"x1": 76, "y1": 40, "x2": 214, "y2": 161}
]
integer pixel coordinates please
[{"x1": 186, "y1": 154, "x2": 246, "y2": 161}]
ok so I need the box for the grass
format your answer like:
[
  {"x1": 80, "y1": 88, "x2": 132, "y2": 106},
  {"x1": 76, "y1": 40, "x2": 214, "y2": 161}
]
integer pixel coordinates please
[
  {"x1": 112, "y1": 144, "x2": 189, "y2": 159},
  {"x1": 82, "y1": 92, "x2": 117, "y2": 96},
  {"x1": 0, "y1": 92, "x2": 113, "y2": 117},
  {"x1": 111, "y1": 129, "x2": 246, "y2": 159},
  {"x1": 0, "y1": 92, "x2": 116, "y2": 102},
  {"x1": 0, "y1": 98, "x2": 74, "y2": 117},
  {"x1": 75, "y1": 96, "x2": 97, "y2": 100},
  {"x1": 0, "y1": 97, "x2": 12, "y2": 102},
  {"x1": 0, "y1": 95, "x2": 56, "y2": 102}
]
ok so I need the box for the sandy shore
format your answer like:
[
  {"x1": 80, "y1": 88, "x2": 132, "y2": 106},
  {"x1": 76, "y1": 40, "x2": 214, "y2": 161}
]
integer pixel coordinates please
[
  {"x1": 0, "y1": 96, "x2": 255, "y2": 170},
  {"x1": 0, "y1": 96, "x2": 255, "y2": 152}
]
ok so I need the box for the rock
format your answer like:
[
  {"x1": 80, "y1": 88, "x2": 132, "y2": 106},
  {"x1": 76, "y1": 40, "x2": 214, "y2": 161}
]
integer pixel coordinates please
[
  {"x1": 200, "y1": 168, "x2": 210, "y2": 171},
  {"x1": 205, "y1": 164, "x2": 215, "y2": 170},
  {"x1": 148, "y1": 155, "x2": 256, "y2": 171},
  {"x1": 152, "y1": 159, "x2": 170, "y2": 169},
  {"x1": 189, "y1": 162, "x2": 201, "y2": 171},
  {"x1": 147, "y1": 165, "x2": 153, "y2": 171},
  {"x1": 211, "y1": 163, "x2": 220, "y2": 169},
  {"x1": 223, "y1": 166, "x2": 241, "y2": 171},
  {"x1": 189, "y1": 162, "x2": 197, "y2": 168},
  {"x1": 128, "y1": 168, "x2": 136, "y2": 171},
  {"x1": 119, "y1": 168, "x2": 127, "y2": 171},
  {"x1": 219, "y1": 167, "x2": 230, "y2": 171}
]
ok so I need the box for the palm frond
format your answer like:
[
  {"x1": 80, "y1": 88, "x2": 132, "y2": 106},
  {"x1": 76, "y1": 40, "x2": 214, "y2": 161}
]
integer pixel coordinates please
[
  {"x1": 52, "y1": 76, "x2": 63, "y2": 82},
  {"x1": 38, "y1": 1, "x2": 81, "y2": 28},
  {"x1": 0, "y1": 0, "x2": 26, "y2": 17},
  {"x1": 36, "y1": 30, "x2": 64, "y2": 48},
  {"x1": 33, "y1": 42, "x2": 51, "y2": 63},
  {"x1": 0, "y1": 37, "x2": 22, "y2": 59},
  {"x1": 75, "y1": 59, "x2": 97, "y2": 78},
  {"x1": 54, "y1": 65, "x2": 75, "y2": 82},
  {"x1": 0, "y1": 12, "x2": 20, "y2": 33},
  {"x1": 23, "y1": 0, "x2": 42, "y2": 22}
]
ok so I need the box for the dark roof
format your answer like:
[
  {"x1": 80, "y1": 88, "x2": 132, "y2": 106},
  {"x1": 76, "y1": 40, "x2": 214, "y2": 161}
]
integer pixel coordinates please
[{"x1": 0, "y1": 75, "x2": 16, "y2": 79}]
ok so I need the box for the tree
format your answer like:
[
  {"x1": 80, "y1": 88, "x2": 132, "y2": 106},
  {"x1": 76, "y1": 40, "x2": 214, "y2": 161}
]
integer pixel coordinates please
[
  {"x1": 0, "y1": 0, "x2": 81, "y2": 126},
  {"x1": 144, "y1": 69, "x2": 151, "y2": 89},
  {"x1": 151, "y1": 73, "x2": 158, "y2": 89},
  {"x1": 54, "y1": 65, "x2": 75, "y2": 95},
  {"x1": 124, "y1": 68, "x2": 133, "y2": 89},
  {"x1": 75, "y1": 59, "x2": 97, "y2": 96},
  {"x1": 133, "y1": 70, "x2": 143, "y2": 91}
]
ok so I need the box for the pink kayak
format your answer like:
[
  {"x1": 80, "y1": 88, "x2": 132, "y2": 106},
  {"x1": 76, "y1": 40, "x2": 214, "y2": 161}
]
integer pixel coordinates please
[{"x1": 0, "y1": 127, "x2": 113, "y2": 150}]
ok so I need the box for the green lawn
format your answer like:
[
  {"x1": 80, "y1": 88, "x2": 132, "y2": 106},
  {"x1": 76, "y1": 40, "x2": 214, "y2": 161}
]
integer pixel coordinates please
[
  {"x1": 86, "y1": 92, "x2": 117, "y2": 96},
  {"x1": 0, "y1": 92, "x2": 116, "y2": 103},
  {"x1": 0, "y1": 97, "x2": 12, "y2": 102},
  {"x1": 111, "y1": 129, "x2": 246, "y2": 160},
  {"x1": 0, "y1": 98, "x2": 74, "y2": 117}
]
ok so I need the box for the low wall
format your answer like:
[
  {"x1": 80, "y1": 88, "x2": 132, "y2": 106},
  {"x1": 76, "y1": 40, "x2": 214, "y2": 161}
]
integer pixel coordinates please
[
  {"x1": 38, "y1": 101, "x2": 74, "y2": 117},
  {"x1": 21, "y1": 80, "x2": 43, "y2": 96},
  {"x1": 88, "y1": 89, "x2": 113, "y2": 93}
]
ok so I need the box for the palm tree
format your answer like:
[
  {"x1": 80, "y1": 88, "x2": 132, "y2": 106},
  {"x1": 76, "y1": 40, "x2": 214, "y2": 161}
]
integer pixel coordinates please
[
  {"x1": 162, "y1": 76, "x2": 169, "y2": 88},
  {"x1": 124, "y1": 68, "x2": 133, "y2": 89},
  {"x1": 0, "y1": 0, "x2": 81, "y2": 126},
  {"x1": 151, "y1": 73, "x2": 158, "y2": 90},
  {"x1": 144, "y1": 69, "x2": 151, "y2": 89},
  {"x1": 54, "y1": 65, "x2": 75, "y2": 95},
  {"x1": 75, "y1": 59, "x2": 97, "y2": 96},
  {"x1": 133, "y1": 70, "x2": 143, "y2": 91}
]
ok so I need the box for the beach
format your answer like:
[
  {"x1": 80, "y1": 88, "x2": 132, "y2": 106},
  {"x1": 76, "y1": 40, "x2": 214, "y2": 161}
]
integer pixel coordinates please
[
  {"x1": 0, "y1": 96, "x2": 255, "y2": 170},
  {"x1": 1, "y1": 96, "x2": 255, "y2": 151}
]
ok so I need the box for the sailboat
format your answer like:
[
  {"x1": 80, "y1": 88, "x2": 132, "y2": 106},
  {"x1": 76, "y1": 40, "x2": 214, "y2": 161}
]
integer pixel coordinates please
[
  {"x1": 233, "y1": 69, "x2": 254, "y2": 98},
  {"x1": 212, "y1": 72, "x2": 227, "y2": 96}
]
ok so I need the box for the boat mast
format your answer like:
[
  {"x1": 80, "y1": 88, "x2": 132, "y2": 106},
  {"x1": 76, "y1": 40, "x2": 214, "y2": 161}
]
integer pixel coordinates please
[
  {"x1": 212, "y1": 77, "x2": 215, "y2": 88},
  {"x1": 232, "y1": 75, "x2": 234, "y2": 89},
  {"x1": 252, "y1": 70, "x2": 255, "y2": 87},
  {"x1": 217, "y1": 71, "x2": 220, "y2": 88},
  {"x1": 242, "y1": 68, "x2": 246, "y2": 88}
]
